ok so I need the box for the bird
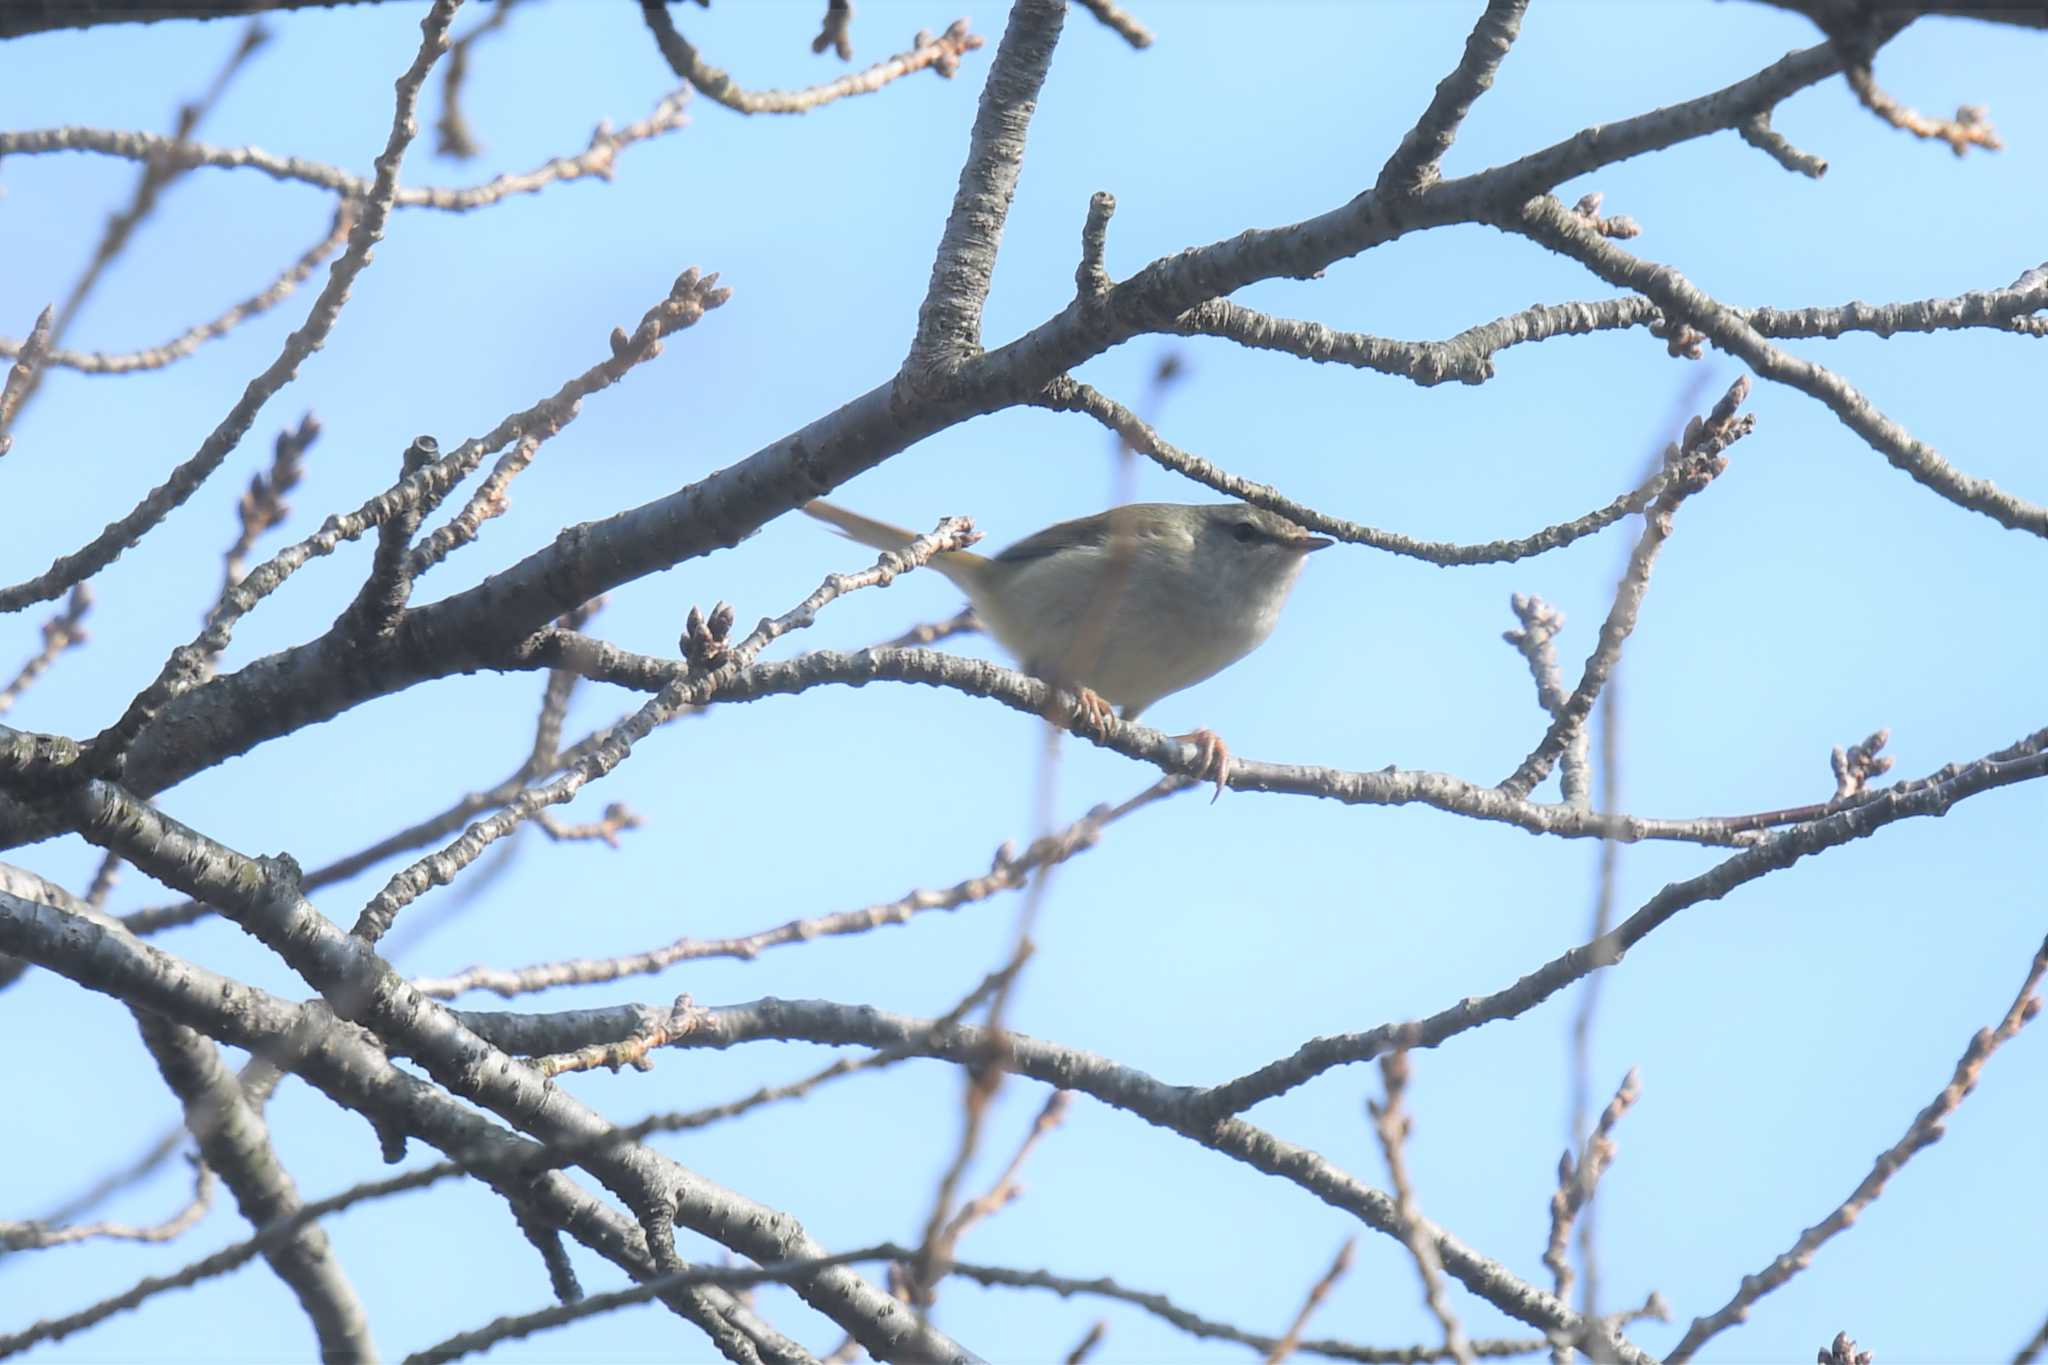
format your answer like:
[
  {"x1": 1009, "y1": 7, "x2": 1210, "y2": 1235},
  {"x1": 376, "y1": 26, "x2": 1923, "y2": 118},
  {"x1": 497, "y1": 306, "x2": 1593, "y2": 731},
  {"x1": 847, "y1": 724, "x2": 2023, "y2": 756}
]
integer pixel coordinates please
[{"x1": 804, "y1": 499, "x2": 1332, "y2": 797}]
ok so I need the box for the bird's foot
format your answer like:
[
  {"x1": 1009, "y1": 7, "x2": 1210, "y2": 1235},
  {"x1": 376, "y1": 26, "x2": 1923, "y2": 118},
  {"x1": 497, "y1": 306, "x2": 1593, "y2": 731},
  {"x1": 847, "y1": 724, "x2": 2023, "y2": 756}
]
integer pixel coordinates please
[
  {"x1": 1059, "y1": 686, "x2": 1117, "y2": 740},
  {"x1": 1169, "y1": 727, "x2": 1233, "y2": 803}
]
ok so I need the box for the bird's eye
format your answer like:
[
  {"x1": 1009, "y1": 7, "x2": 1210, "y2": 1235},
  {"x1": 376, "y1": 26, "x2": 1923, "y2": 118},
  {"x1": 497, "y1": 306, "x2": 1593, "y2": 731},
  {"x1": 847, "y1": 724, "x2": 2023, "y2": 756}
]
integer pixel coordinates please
[{"x1": 1231, "y1": 523, "x2": 1257, "y2": 544}]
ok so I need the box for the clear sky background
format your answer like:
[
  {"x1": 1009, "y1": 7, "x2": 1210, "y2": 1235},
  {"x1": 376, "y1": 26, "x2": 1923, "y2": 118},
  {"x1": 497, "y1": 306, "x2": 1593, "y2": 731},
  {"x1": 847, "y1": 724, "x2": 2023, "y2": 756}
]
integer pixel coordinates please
[{"x1": 2, "y1": 2, "x2": 2043, "y2": 1361}]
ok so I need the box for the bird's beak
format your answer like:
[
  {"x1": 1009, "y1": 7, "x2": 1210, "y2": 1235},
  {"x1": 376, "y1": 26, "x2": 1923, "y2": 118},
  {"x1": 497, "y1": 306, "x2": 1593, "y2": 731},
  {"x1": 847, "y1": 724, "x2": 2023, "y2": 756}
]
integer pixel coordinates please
[{"x1": 1299, "y1": 534, "x2": 1335, "y2": 552}]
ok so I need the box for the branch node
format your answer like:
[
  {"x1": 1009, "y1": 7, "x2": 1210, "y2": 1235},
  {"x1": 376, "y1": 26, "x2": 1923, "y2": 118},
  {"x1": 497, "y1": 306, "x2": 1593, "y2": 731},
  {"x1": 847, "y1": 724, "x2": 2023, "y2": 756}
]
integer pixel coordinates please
[
  {"x1": 1077, "y1": 190, "x2": 1116, "y2": 297},
  {"x1": 1738, "y1": 110, "x2": 1827, "y2": 178}
]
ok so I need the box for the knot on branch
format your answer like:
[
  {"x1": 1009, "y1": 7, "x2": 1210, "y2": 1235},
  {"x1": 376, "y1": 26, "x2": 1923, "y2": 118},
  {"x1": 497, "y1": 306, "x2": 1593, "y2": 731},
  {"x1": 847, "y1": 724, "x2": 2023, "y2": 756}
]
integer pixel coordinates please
[{"x1": 1077, "y1": 190, "x2": 1116, "y2": 298}]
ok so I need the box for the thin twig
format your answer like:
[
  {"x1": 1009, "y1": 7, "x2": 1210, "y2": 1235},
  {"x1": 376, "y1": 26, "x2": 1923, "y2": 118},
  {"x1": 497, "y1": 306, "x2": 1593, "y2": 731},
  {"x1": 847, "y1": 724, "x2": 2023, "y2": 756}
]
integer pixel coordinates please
[
  {"x1": 0, "y1": 585, "x2": 92, "y2": 716},
  {"x1": 1065, "y1": 1319, "x2": 1110, "y2": 1362},
  {"x1": 1738, "y1": 111, "x2": 1827, "y2": 177},
  {"x1": 353, "y1": 516, "x2": 978, "y2": 943},
  {"x1": 0, "y1": 1157, "x2": 213, "y2": 1251},
  {"x1": 0, "y1": 91, "x2": 693, "y2": 214},
  {"x1": 1543, "y1": 1070, "x2": 1641, "y2": 1364},
  {"x1": 219, "y1": 414, "x2": 319, "y2": 599},
  {"x1": 411, "y1": 775, "x2": 1183, "y2": 998},
  {"x1": 1509, "y1": 195, "x2": 2048, "y2": 538},
  {"x1": 0, "y1": 21, "x2": 269, "y2": 429},
  {"x1": 0, "y1": 306, "x2": 55, "y2": 457},
  {"x1": 1498, "y1": 378, "x2": 1753, "y2": 798},
  {"x1": 641, "y1": 4, "x2": 983, "y2": 115},
  {"x1": 2, "y1": 205, "x2": 354, "y2": 377},
  {"x1": 1369, "y1": 1054, "x2": 1473, "y2": 1365},
  {"x1": 1073, "y1": 0, "x2": 1152, "y2": 49},
  {"x1": 0, "y1": 0, "x2": 461, "y2": 626},
  {"x1": 1267, "y1": 1238, "x2": 1361, "y2": 1365},
  {"x1": 1843, "y1": 61, "x2": 2000, "y2": 156},
  {"x1": 1668, "y1": 936, "x2": 2048, "y2": 1361},
  {"x1": 437, "y1": 0, "x2": 521, "y2": 158},
  {"x1": 1040, "y1": 378, "x2": 1677, "y2": 567}
]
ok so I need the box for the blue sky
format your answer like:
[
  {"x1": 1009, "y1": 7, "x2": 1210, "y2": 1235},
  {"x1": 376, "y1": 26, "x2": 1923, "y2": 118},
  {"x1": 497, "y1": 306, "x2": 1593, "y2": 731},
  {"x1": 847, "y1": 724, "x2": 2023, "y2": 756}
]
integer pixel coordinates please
[{"x1": 2, "y1": 2, "x2": 2044, "y2": 1361}]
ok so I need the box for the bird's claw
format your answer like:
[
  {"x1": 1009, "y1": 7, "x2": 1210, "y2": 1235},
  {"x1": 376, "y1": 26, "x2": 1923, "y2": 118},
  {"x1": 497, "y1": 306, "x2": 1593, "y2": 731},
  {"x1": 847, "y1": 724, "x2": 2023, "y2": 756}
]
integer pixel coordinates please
[
  {"x1": 1063, "y1": 686, "x2": 1116, "y2": 739},
  {"x1": 1170, "y1": 727, "x2": 1232, "y2": 803}
]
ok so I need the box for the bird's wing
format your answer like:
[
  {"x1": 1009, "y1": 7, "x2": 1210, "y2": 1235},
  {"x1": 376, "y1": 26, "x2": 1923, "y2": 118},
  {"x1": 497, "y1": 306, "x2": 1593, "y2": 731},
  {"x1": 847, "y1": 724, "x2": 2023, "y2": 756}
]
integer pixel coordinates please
[{"x1": 992, "y1": 508, "x2": 1127, "y2": 565}]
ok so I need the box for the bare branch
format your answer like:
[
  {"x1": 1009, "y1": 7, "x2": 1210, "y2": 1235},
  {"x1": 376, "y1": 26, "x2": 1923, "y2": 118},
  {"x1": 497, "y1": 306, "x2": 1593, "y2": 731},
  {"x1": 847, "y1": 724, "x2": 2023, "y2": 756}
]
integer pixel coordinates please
[
  {"x1": 457, "y1": 994, "x2": 1651, "y2": 1360},
  {"x1": 131, "y1": 1011, "x2": 373, "y2": 1359},
  {"x1": 1266, "y1": 1238, "x2": 1360, "y2": 1365},
  {"x1": 1543, "y1": 1070, "x2": 1641, "y2": 1363},
  {"x1": 1500, "y1": 595, "x2": 1587, "y2": 807},
  {"x1": 905, "y1": 0, "x2": 1064, "y2": 379},
  {"x1": 352, "y1": 516, "x2": 976, "y2": 944},
  {"x1": 1376, "y1": 0, "x2": 1529, "y2": 195},
  {"x1": 0, "y1": 90, "x2": 692, "y2": 213},
  {"x1": 0, "y1": 1158, "x2": 213, "y2": 1251},
  {"x1": 0, "y1": 585, "x2": 92, "y2": 717},
  {"x1": 879, "y1": 605, "x2": 982, "y2": 649},
  {"x1": 0, "y1": 306, "x2": 54, "y2": 457},
  {"x1": 0, "y1": 0, "x2": 461, "y2": 618},
  {"x1": 1073, "y1": 0, "x2": 1152, "y2": 50},
  {"x1": 1738, "y1": 111, "x2": 1827, "y2": 177},
  {"x1": 1510, "y1": 195, "x2": 2048, "y2": 538},
  {"x1": 436, "y1": 0, "x2": 520, "y2": 158},
  {"x1": 412, "y1": 775, "x2": 1180, "y2": 999},
  {"x1": 1368, "y1": 1054, "x2": 1472, "y2": 1365},
  {"x1": 1193, "y1": 723, "x2": 2048, "y2": 1115},
  {"x1": 405, "y1": 1245, "x2": 903, "y2": 1365},
  {"x1": 1170, "y1": 295, "x2": 1662, "y2": 388},
  {"x1": 1499, "y1": 378, "x2": 1752, "y2": 799},
  {"x1": 1844, "y1": 61, "x2": 2001, "y2": 155},
  {"x1": 0, "y1": 205, "x2": 353, "y2": 377},
  {"x1": 59, "y1": 268, "x2": 729, "y2": 787},
  {"x1": 219, "y1": 414, "x2": 319, "y2": 600},
  {"x1": 1065, "y1": 1319, "x2": 1109, "y2": 1362},
  {"x1": 640, "y1": 4, "x2": 982, "y2": 115},
  {"x1": 47, "y1": 783, "x2": 976, "y2": 1362},
  {"x1": 938, "y1": 1090, "x2": 1073, "y2": 1253},
  {"x1": 1668, "y1": 935, "x2": 2048, "y2": 1362},
  {"x1": 1039, "y1": 377, "x2": 1676, "y2": 566},
  {"x1": 0, "y1": 888, "x2": 797, "y2": 1357},
  {"x1": 531, "y1": 640, "x2": 2048, "y2": 851}
]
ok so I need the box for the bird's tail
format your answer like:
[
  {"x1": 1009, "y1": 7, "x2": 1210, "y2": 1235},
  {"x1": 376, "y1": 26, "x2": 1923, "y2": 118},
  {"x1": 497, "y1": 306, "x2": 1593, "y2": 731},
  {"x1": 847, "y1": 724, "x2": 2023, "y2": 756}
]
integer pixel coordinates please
[{"x1": 802, "y1": 500, "x2": 988, "y2": 593}]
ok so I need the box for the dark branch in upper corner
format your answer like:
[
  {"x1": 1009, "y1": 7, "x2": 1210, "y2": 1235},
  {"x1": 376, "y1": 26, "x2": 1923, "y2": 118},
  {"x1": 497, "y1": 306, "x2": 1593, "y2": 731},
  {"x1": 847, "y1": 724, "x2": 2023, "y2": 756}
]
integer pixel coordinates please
[{"x1": 0, "y1": 0, "x2": 407, "y2": 41}]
